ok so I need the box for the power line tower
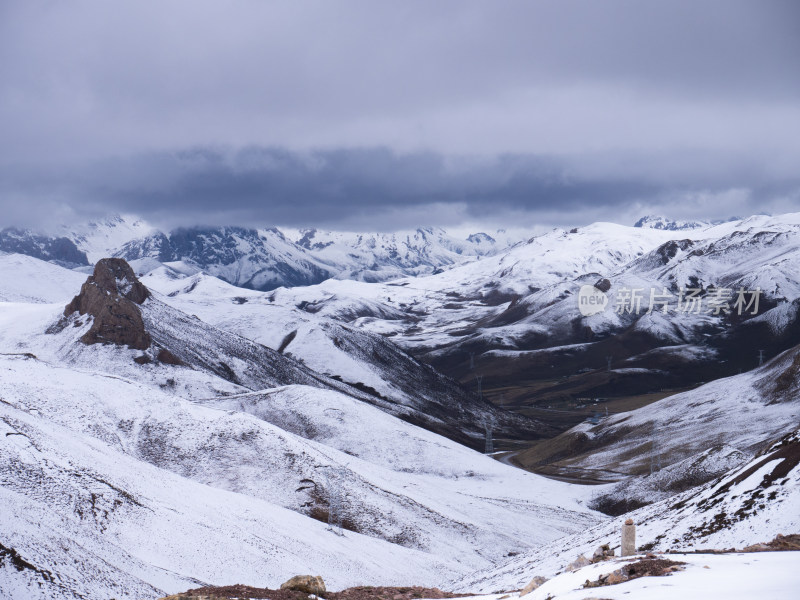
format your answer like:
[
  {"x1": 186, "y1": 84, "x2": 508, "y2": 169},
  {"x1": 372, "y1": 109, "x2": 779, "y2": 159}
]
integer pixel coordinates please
[
  {"x1": 469, "y1": 352, "x2": 475, "y2": 370},
  {"x1": 483, "y1": 415, "x2": 495, "y2": 454},
  {"x1": 606, "y1": 355, "x2": 613, "y2": 372},
  {"x1": 475, "y1": 374, "x2": 483, "y2": 400},
  {"x1": 758, "y1": 349, "x2": 765, "y2": 366},
  {"x1": 325, "y1": 467, "x2": 345, "y2": 536},
  {"x1": 649, "y1": 421, "x2": 662, "y2": 476}
]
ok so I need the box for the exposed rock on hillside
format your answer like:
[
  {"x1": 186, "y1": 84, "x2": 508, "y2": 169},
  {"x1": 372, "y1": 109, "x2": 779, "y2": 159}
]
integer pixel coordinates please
[{"x1": 64, "y1": 258, "x2": 151, "y2": 349}]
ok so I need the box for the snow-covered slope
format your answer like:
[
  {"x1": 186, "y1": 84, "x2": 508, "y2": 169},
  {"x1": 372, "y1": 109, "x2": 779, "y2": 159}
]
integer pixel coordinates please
[
  {"x1": 138, "y1": 265, "x2": 552, "y2": 445},
  {"x1": 240, "y1": 214, "x2": 800, "y2": 414},
  {"x1": 119, "y1": 225, "x2": 523, "y2": 290},
  {"x1": 633, "y1": 214, "x2": 716, "y2": 231},
  {"x1": 125, "y1": 226, "x2": 338, "y2": 290},
  {"x1": 0, "y1": 254, "x2": 87, "y2": 303},
  {"x1": 0, "y1": 355, "x2": 468, "y2": 599},
  {"x1": 288, "y1": 227, "x2": 513, "y2": 282},
  {"x1": 454, "y1": 552, "x2": 800, "y2": 600},
  {"x1": 0, "y1": 318, "x2": 601, "y2": 599},
  {"x1": 513, "y1": 341, "x2": 800, "y2": 477},
  {"x1": 0, "y1": 258, "x2": 603, "y2": 592},
  {"x1": 453, "y1": 426, "x2": 800, "y2": 594},
  {"x1": 63, "y1": 213, "x2": 157, "y2": 263}
]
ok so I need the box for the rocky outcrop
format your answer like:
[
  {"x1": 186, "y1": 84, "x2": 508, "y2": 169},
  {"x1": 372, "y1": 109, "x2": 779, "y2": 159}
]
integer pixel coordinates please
[
  {"x1": 582, "y1": 556, "x2": 686, "y2": 589},
  {"x1": 519, "y1": 575, "x2": 548, "y2": 596},
  {"x1": 280, "y1": 575, "x2": 326, "y2": 595},
  {"x1": 566, "y1": 554, "x2": 591, "y2": 572},
  {"x1": 591, "y1": 543, "x2": 615, "y2": 563},
  {"x1": 64, "y1": 258, "x2": 151, "y2": 350}
]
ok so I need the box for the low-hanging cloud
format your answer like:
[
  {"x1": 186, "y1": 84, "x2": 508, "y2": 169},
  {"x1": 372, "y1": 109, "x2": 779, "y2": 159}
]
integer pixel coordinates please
[{"x1": 2, "y1": 145, "x2": 798, "y2": 231}]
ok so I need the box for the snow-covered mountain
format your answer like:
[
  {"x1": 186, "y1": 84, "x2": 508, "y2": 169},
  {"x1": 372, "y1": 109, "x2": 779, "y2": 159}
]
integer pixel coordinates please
[
  {"x1": 62, "y1": 214, "x2": 157, "y2": 264},
  {"x1": 117, "y1": 226, "x2": 337, "y2": 290},
  {"x1": 253, "y1": 214, "x2": 800, "y2": 413},
  {"x1": 43, "y1": 212, "x2": 800, "y2": 418},
  {"x1": 1, "y1": 216, "x2": 798, "y2": 598},
  {"x1": 287, "y1": 226, "x2": 511, "y2": 282},
  {"x1": 0, "y1": 254, "x2": 87, "y2": 303},
  {"x1": 50, "y1": 215, "x2": 525, "y2": 290},
  {"x1": 0, "y1": 228, "x2": 88, "y2": 267},
  {"x1": 0, "y1": 256, "x2": 602, "y2": 599},
  {"x1": 633, "y1": 215, "x2": 715, "y2": 231}
]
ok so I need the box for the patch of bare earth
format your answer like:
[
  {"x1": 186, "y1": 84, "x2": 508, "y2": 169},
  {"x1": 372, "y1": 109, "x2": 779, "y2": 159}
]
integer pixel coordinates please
[
  {"x1": 174, "y1": 584, "x2": 468, "y2": 599},
  {"x1": 583, "y1": 556, "x2": 686, "y2": 589}
]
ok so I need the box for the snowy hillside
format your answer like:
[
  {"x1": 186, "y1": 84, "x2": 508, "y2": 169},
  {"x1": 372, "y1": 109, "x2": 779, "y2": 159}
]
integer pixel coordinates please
[
  {"x1": 513, "y1": 342, "x2": 800, "y2": 478},
  {"x1": 453, "y1": 427, "x2": 800, "y2": 595},
  {"x1": 2, "y1": 214, "x2": 799, "y2": 599},
  {"x1": 0, "y1": 354, "x2": 467, "y2": 599},
  {"x1": 0, "y1": 254, "x2": 87, "y2": 303},
  {"x1": 287, "y1": 226, "x2": 514, "y2": 282},
  {"x1": 137, "y1": 264, "x2": 551, "y2": 445},
  {"x1": 633, "y1": 215, "x2": 716, "y2": 230},
  {"x1": 0, "y1": 286, "x2": 603, "y2": 599}
]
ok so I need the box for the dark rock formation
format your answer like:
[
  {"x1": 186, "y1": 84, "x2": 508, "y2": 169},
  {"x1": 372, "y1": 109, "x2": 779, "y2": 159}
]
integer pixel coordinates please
[
  {"x1": 64, "y1": 258, "x2": 152, "y2": 350},
  {"x1": 594, "y1": 277, "x2": 612, "y2": 293}
]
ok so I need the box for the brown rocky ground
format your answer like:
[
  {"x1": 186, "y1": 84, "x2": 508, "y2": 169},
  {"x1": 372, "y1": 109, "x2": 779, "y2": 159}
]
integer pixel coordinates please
[
  {"x1": 744, "y1": 533, "x2": 800, "y2": 551},
  {"x1": 169, "y1": 584, "x2": 467, "y2": 600},
  {"x1": 583, "y1": 555, "x2": 686, "y2": 589},
  {"x1": 666, "y1": 533, "x2": 800, "y2": 554}
]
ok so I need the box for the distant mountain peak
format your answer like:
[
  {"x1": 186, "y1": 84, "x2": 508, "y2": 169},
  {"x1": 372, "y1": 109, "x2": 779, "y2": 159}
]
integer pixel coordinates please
[
  {"x1": 467, "y1": 232, "x2": 496, "y2": 245},
  {"x1": 633, "y1": 215, "x2": 709, "y2": 231}
]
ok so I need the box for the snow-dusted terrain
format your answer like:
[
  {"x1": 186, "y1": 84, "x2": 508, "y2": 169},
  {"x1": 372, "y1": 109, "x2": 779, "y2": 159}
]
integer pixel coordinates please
[
  {"x1": 453, "y1": 427, "x2": 800, "y2": 595},
  {"x1": 0, "y1": 257, "x2": 601, "y2": 599},
  {"x1": 452, "y1": 552, "x2": 800, "y2": 600},
  {"x1": 265, "y1": 214, "x2": 800, "y2": 358},
  {"x1": 0, "y1": 253, "x2": 86, "y2": 303},
  {"x1": 228, "y1": 213, "x2": 800, "y2": 415},
  {"x1": 515, "y1": 342, "x2": 800, "y2": 478},
  {"x1": 132, "y1": 263, "x2": 551, "y2": 445},
  {"x1": 1, "y1": 211, "x2": 799, "y2": 599},
  {"x1": 53, "y1": 214, "x2": 525, "y2": 290}
]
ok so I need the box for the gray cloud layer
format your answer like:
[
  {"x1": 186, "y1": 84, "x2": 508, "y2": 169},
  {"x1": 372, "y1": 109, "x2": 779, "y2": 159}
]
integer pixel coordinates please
[{"x1": 1, "y1": 1, "x2": 798, "y2": 229}]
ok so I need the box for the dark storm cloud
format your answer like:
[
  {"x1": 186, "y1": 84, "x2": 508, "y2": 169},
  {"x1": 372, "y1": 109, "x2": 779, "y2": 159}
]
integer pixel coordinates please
[
  {"x1": 2, "y1": 146, "x2": 797, "y2": 231},
  {"x1": 0, "y1": 1, "x2": 799, "y2": 228}
]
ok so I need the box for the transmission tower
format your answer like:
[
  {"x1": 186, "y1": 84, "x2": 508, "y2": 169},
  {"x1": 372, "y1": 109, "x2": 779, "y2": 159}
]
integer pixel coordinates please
[
  {"x1": 649, "y1": 421, "x2": 662, "y2": 476},
  {"x1": 606, "y1": 355, "x2": 613, "y2": 372},
  {"x1": 469, "y1": 352, "x2": 475, "y2": 370},
  {"x1": 758, "y1": 349, "x2": 765, "y2": 366},
  {"x1": 325, "y1": 467, "x2": 345, "y2": 536},
  {"x1": 483, "y1": 415, "x2": 495, "y2": 454}
]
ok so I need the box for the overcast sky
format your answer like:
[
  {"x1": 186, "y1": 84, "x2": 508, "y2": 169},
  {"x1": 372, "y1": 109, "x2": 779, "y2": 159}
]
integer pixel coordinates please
[{"x1": 1, "y1": 0, "x2": 798, "y2": 231}]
